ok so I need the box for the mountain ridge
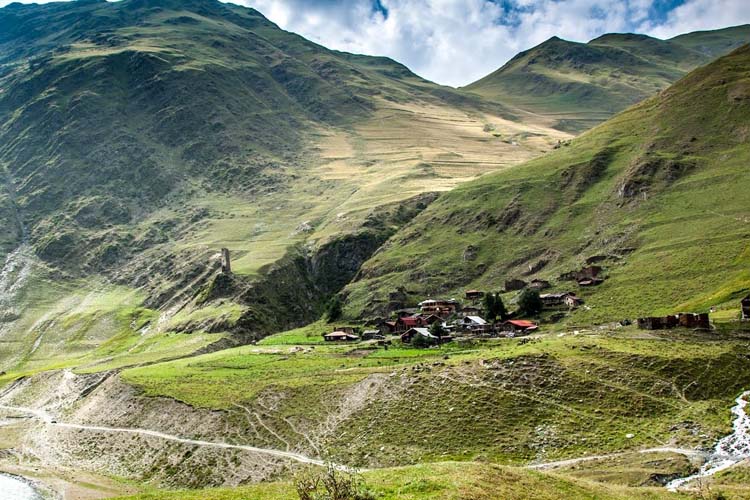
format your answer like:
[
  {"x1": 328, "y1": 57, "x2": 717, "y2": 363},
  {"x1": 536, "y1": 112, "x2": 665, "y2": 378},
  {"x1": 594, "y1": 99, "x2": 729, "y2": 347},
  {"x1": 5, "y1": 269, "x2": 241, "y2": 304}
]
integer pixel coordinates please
[
  {"x1": 343, "y1": 43, "x2": 750, "y2": 323},
  {"x1": 465, "y1": 24, "x2": 750, "y2": 131}
]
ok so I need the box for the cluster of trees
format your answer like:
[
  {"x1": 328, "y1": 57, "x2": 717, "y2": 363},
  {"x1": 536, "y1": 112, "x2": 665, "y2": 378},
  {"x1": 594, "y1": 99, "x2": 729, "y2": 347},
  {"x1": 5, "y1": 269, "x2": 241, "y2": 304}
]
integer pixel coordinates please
[
  {"x1": 482, "y1": 292, "x2": 507, "y2": 321},
  {"x1": 482, "y1": 289, "x2": 542, "y2": 319}
]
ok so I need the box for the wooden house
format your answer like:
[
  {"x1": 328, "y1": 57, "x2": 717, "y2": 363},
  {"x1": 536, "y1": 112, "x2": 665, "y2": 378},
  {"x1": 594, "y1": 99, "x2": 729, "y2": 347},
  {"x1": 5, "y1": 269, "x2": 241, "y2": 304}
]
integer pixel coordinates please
[
  {"x1": 419, "y1": 299, "x2": 459, "y2": 317},
  {"x1": 460, "y1": 316, "x2": 490, "y2": 333},
  {"x1": 742, "y1": 295, "x2": 750, "y2": 320},
  {"x1": 564, "y1": 294, "x2": 583, "y2": 308},
  {"x1": 400, "y1": 328, "x2": 437, "y2": 344},
  {"x1": 362, "y1": 330, "x2": 384, "y2": 340},
  {"x1": 504, "y1": 279, "x2": 527, "y2": 292},
  {"x1": 333, "y1": 326, "x2": 356, "y2": 335},
  {"x1": 540, "y1": 292, "x2": 569, "y2": 307},
  {"x1": 465, "y1": 290, "x2": 484, "y2": 301},
  {"x1": 395, "y1": 315, "x2": 428, "y2": 333},
  {"x1": 529, "y1": 279, "x2": 551, "y2": 290},
  {"x1": 540, "y1": 292, "x2": 581, "y2": 308},
  {"x1": 501, "y1": 320, "x2": 538, "y2": 334},
  {"x1": 323, "y1": 331, "x2": 359, "y2": 342},
  {"x1": 638, "y1": 313, "x2": 709, "y2": 330}
]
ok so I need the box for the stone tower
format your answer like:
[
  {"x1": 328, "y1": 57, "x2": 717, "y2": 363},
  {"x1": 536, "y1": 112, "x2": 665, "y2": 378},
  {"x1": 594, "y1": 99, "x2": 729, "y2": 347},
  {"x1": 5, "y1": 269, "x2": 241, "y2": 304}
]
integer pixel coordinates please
[{"x1": 220, "y1": 248, "x2": 231, "y2": 274}]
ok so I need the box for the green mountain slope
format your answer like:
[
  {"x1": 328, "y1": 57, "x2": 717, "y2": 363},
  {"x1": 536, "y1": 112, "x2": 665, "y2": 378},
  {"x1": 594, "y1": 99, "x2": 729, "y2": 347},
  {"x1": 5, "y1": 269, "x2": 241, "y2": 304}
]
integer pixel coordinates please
[
  {"x1": 0, "y1": 0, "x2": 567, "y2": 375},
  {"x1": 344, "y1": 45, "x2": 750, "y2": 324},
  {"x1": 465, "y1": 26, "x2": 750, "y2": 132}
]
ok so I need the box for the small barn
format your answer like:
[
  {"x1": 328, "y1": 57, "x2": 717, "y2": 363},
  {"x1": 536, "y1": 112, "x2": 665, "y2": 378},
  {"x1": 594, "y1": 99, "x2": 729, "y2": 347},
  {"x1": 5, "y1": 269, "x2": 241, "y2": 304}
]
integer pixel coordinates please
[
  {"x1": 505, "y1": 279, "x2": 527, "y2": 292},
  {"x1": 362, "y1": 330, "x2": 384, "y2": 340},
  {"x1": 333, "y1": 326, "x2": 356, "y2": 335},
  {"x1": 529, "y1": 279, "x2": 551, "y2": 290},
  {"x1": 460, "y1": 316, "x2": 488, "y2": 332},
  {"x1": 540, "y1": 292, "x2": 569, "y2": 307},
  {"x1": 501, "y1": 320, "x2": 538, "y2": 334},
  {"x1": 323, "y1": 331, "x2": 360, "y2": 342},
  {"x1": 465, "y1": 290, "x2": 484, "y2": 301},
  {"x1": 564, "y1": 294, "x2": 583, "y2": 308},
  {"x1": 742, "y1": 295, "x2": 750, "y2": 321},
  {"x1": 678, "y1": 313, "x2": 710, "y2": 329},
  {"x1": 401, "y1": 328, "x2": 437, "y2": 344}
]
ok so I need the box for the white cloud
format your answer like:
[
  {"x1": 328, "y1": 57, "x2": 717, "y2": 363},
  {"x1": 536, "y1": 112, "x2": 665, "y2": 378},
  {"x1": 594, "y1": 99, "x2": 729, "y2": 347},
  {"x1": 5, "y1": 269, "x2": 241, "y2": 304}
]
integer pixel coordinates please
[
  {"x1": 1, "y1": 0, "x2": 746, "y2": 86},
  {"x1": 639, "y1": 0, "x2": 750, "y2": 39},
  {"x1": 233, "y1": 0, "x2": 749, "y2": 86}
]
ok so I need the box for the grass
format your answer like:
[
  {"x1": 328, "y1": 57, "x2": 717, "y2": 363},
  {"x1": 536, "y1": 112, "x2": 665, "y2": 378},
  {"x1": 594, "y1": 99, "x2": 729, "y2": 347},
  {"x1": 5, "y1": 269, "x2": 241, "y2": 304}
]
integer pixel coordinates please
[
  {"x1": 121, "y1": 328, "x2": 750, "y2": 469},
  {"x1": 114, "y1": 461, "x2": 687, "y2": 500},
  {"x1": 465, "y1": 27, "x2": 750, "y2": 131},
  {"x1": 0, "y1": 0, "x2": 571, "y2": 375},
  {"x1": 344, "y1": 45, "x2": 750, "y2": 326}
]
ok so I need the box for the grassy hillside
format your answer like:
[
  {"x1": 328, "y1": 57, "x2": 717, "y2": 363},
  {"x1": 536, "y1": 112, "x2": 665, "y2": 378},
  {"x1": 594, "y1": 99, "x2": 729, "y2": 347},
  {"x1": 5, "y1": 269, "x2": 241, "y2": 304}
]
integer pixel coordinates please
[
  {"x1": 121, "y1": 328, "x2": 750, "y2": 469},
  {"x1": 116, "y1": 461, "x2": 686, "y2": 500},
  {"x1": 0, "y1": 0, "x2": 567, "y2": 375},
  {"x1": 344, "y1": 44, "x2": 750, "y2": 325},
  {"x1": 465, "y1": 26, "x2": 750, "y2": 132}
]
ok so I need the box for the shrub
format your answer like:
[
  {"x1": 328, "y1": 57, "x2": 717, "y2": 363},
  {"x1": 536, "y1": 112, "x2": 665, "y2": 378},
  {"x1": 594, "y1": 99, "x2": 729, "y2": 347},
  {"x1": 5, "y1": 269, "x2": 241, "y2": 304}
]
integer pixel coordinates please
[{"x1": 295, "y1": 463, "x2": 376, "y2": 500}]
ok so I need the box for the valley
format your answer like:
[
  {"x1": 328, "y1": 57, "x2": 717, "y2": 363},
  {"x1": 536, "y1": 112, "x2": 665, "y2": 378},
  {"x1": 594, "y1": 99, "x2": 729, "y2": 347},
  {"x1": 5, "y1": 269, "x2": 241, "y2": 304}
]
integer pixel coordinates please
[{"x1": 0, "y1": 0, "x2": 748, "y2": 498}]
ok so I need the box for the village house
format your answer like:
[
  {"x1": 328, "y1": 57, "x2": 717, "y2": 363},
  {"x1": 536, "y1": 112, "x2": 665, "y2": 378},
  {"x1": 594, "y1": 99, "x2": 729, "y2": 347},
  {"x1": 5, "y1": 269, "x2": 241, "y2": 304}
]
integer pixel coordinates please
[
  {"x1": 529, "y1": 279, "x2": 551, "y2": 290},
  {"x1": 400, "y1": 327, "x2": 438, "y2": 344},
  {"x1": 465, "y1": 290, "x2": 484, "y2": 302},
  {"x1": 323, "y1": 331, "x2": 360, "y2": 342},
  {"x1": 419, "y1": 299, "x2": 459, "y2": 317},
  {"x1": 460, "y1": 306, "x2": 482, "y2": 317},
  {"x1": 460, "y1": 316, "x2": 490, "y2": 333},
  {"x1": 421, "y1": 314, "x2": 444, "y2": 325},
  {"x1": 742, "y1": 295, "x2": 750, "y2": 320},
  {"x1": 637, "y1": 313, "x2": 709, "y2": 330},
  {"x1": 578, "y1": 278, "x2": 604, "y2": 287},
  {"x1": 564, "y1": 294, "x2": 583, "y2": 308},
  {"x1": 361, "y1": 330, "x2": 384, "y2": 340},
  {"x1": 678, "y1": 313, "x2": 710, "y2": 329},
  {"x1": 540, "y1": 292, "x2": 569, "y2": 307},
  {"x1": 500, "y1": 320, "x2": 539, "y2": 335},
  {"x1": 394, "y1": 308, "x2": 419, "y2": 318},
  {"x1": 382, "y1": 320, "x2": 397, "y2": 334},
  {"x1": 504, "y1": 279, "x2": 527, "y2": 292},
  {"x1": 539, "y1": 292, "x2": 581, "y2": 308},
  {"x1": 561, "y1": 266, "x2": 605, "y2": 286},
  {"x1": 394, "y1": 315, "x2": 428, "y2": 333}
]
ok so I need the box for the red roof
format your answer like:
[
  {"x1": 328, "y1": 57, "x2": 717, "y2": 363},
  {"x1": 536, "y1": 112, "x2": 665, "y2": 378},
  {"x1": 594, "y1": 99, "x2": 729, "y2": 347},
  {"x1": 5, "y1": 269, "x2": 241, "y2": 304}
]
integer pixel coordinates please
[
  {"x1": 399, "y1": 316, "x2": 423, "y2": 326},
  {"x1": 506, "y1": 320, "x2": 537, "y2": 328}
]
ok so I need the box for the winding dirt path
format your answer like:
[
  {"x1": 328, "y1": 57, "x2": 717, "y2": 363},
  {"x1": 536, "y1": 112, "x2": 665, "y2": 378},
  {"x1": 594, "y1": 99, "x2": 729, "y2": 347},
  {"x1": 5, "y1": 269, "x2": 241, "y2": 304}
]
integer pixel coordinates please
[
  {"x1": 527, "y1": 446, "x2": 706, "y2": 470},
  {"x1": 0, "y1": 404, "x2": 327, "y2": 468}
]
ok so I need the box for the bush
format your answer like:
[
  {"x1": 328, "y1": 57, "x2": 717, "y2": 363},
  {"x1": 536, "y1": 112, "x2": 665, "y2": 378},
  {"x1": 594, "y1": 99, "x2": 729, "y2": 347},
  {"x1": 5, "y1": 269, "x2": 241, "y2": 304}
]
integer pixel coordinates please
[
  {"x1": 295, "y1": 463, "x2": 376, "y2": 500},
  {"x1": 325, "y1": 296, "x2": 343, "y2": 322}
]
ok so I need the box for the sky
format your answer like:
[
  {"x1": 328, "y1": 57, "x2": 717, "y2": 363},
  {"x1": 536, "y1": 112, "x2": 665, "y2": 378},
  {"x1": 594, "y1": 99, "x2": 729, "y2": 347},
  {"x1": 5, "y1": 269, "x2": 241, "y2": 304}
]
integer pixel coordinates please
[{"x1": 1, "y1": 0, "x2": 748, "y2": 86}]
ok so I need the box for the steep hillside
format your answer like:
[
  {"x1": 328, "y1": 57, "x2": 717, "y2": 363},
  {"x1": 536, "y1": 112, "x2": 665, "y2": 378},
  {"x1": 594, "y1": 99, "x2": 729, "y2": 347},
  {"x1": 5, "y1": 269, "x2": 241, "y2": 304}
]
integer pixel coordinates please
[
  {"x1": 465, "y1": 25, "x2": 750, "y2": 131},
  {"x1": 344, "y1": 45, "x2": 750, "y2": 324},
  {"x1": 0, "y1": 0, "x2": 567, "y2": 375}
]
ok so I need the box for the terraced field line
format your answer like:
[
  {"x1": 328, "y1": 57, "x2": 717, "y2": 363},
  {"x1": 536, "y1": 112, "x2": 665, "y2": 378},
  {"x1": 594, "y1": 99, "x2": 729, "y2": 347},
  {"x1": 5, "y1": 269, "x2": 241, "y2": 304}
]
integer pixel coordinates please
[{"x1": 0, "y1": 404, "x2": 328, "y2": 467}]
